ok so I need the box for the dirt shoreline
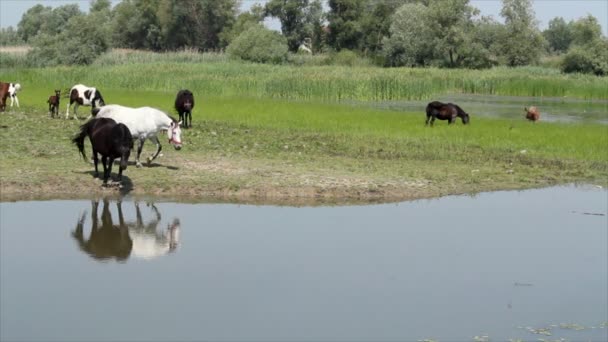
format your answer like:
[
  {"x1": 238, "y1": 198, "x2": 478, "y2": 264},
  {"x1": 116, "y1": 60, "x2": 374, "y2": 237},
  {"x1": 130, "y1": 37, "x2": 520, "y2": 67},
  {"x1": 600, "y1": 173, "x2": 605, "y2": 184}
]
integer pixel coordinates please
[{"x1": 0, "y1": 179, "x2": 567, "y2": 206}]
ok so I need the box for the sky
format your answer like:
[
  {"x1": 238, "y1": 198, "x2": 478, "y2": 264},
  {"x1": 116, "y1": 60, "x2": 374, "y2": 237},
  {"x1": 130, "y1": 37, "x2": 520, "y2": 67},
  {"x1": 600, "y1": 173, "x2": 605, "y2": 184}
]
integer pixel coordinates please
[{"x1": 1, "y1": 0, "x2": 607, "y2": 35}]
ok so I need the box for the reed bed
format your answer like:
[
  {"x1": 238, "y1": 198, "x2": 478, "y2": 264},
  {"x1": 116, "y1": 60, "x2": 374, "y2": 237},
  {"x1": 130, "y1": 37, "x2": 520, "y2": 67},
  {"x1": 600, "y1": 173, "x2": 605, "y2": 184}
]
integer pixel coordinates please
[{"x1": 1, "y1": 49, "x2": 606, "y2": 101}]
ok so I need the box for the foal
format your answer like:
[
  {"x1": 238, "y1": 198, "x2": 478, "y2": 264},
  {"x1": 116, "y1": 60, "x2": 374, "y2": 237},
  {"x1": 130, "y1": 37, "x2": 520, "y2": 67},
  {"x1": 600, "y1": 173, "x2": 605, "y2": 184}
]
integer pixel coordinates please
[
  {"x1": 72, "y1": 118, "x2": 133, "y2": 185},
  {"x1": 48, "y1": 89, "x2": 61, "y2": 118}
]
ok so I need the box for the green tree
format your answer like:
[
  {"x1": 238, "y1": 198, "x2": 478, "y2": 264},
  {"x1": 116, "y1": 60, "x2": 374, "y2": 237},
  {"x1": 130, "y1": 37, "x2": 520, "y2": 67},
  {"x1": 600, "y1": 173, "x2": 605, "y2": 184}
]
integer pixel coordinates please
[
  {"x1": 426, "y1": 0, "x2": 479, "y2": 67},
  {"x1": 382, "y1": 2, "x2": 433, "y2": 66},
  {"x1": 28, "y1": 11, "x2": 110, "y2": 66},
  {"x1": 0, "y1": 27, "x2": 24, "y2": 46},
  {"x1": 543, "y1": 17, "x2": 573, "y2": 53},
  {"x1": 220, "y1": 4, "x2": 266, "y2": 46},
  {"x1": 111, "y1": 0, "x2": 162, "y2": 50},
  {"x1": 561, "y1": 38, "x2": 608, "y2": 75},
  {"x1": 359, "y1": 0, "x2": 409, "y2": 54},
  {"x1": 561, "y1": 15, "x2": 607, "y2": 76},
  {"x1": 90, "y1": 0, "x2": 112, "y2": 12},
  {"x1": 226, "y1": 23, "x2": 288, "y2": 64},
  {"x1": 327, "y1": 0, "x2": 366, "y2": 51},
  {"x1": 265, "y1": 0, "x2": 322, "y2": 52},
  {"x1": 498, "y1": 0, "x2": 544, "y2": 66},
  {"x1": 17, "y1": 4, "x2": 52, "y2": 42},
  {"x1": 570, "y1": 15, "x2": 603, "y2": 46},
  {"x1": 157, "y1": 0, "x2": 239, "y2": 51}
]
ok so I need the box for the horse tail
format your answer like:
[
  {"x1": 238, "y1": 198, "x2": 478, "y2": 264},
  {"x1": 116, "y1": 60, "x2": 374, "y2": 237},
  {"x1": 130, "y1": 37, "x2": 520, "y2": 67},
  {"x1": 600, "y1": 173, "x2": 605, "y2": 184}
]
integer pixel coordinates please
[{"x1": 72, "y1": 120, "x2": 96, "y2": 161}]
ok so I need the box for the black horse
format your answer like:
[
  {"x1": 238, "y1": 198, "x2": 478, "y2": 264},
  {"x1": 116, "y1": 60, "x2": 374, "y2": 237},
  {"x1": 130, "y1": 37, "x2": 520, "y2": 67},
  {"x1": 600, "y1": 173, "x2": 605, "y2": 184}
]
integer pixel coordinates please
[
  {"x1": 73, "y1": 199, "x2": 132, "y2": 262},
  {"x1": 174, "y1": 89, "x2": 195, "y2": 128},
  {"x1": 425, "y1": 101, "x2": 470, "y2": 126},
  {"x1": 72, "y1": 117, "x2": 133, "y2": 185}
]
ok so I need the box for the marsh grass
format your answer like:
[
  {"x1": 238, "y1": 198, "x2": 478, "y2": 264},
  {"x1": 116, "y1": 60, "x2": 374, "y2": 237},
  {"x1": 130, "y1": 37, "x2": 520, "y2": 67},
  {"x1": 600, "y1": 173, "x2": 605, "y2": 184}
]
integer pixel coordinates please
[{"x1": 2, "y1": 50, "x2": 606, "y2": 101}]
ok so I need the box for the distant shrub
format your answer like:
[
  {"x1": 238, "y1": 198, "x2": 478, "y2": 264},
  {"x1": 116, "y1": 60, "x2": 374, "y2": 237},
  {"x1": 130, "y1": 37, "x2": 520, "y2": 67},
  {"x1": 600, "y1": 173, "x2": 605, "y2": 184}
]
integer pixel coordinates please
[
  {"x1": 226, "y1": 24, "x2": 288, "y2": 64},
  {"x1": 287, "y1": 53, "x2": 328, "y2": 66},
  {"x1": 325, "y1": 50, "x2": 370, "y2": 67},
  {"x1": 561, "y1": 39, "x2": 608, "y2": 76}
]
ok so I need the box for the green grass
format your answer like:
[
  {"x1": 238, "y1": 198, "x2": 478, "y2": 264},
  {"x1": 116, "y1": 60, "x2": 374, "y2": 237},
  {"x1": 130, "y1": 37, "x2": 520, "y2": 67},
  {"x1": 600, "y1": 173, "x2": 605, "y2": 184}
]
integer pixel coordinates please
[
  {"x1": 1, "y1": 92, "x2": 606, "y2": 202},
  {"x1": 1, "y1": 56, "x2": 606, "y2": 202}
]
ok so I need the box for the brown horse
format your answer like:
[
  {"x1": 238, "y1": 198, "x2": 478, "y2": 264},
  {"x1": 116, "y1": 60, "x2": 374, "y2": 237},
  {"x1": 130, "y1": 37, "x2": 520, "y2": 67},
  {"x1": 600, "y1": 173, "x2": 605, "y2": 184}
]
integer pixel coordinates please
[
  {"x1": 524, "y1": 106, "x2": 540, "y2": 121},
  {"x1": 48, "y1": 89, "x2": 61, "y2": 118},
  {"x1": 0, "y1": 82, "x2": 9, "y2": 112},
  {"x1": 425, "y1": 101, "x2": 470, "y2": 126}
]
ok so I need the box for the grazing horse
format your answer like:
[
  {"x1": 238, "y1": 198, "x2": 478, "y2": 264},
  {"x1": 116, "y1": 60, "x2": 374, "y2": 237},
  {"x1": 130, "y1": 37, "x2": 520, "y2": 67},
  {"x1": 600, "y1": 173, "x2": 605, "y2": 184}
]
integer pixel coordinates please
[
  {"x1": 524, "y1": 106, "x2": 540, "y2": 122},
  {"x1": 72, "y1": 117, "x2": 133, "y2": 185},
  {"x1": 175, "y1": 89, "x2": 195, "y2": 128},
  {"x1": 0, "y1": 82, "x2": 9, "y2": 111},
  {"x1": 425, "y1": 101, "x2": 470, "y2": 126},
  {"x1": 66, "y1": 84, "x2": 105, "y2": 120},
  {"x1": 72, "y1": 199, "x2": 181, "y2": 262},
  {"x1": 47, "y1": 89, "x2": 61, "y2": 118},
  {"x1": 94, "y1": 104, "x2": 183, "y2": 167}
]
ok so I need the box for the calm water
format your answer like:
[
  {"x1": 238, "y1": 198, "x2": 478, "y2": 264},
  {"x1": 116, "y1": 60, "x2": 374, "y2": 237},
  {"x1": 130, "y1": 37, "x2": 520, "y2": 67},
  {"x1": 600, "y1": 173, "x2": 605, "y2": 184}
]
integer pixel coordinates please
[
  {"x1": 1, "y1": 185, "x2": 607, "y2": 341},
  {"x1": 353, "y1": 94, "x2": 608, "y2": 124}
]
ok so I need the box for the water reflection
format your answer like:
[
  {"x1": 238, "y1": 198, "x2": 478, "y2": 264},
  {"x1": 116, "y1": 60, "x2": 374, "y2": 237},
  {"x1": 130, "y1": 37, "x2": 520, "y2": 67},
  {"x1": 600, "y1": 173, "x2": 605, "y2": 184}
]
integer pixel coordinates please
[{"x1": 72, "y1": 199, "x2": 180, "y2": 262}]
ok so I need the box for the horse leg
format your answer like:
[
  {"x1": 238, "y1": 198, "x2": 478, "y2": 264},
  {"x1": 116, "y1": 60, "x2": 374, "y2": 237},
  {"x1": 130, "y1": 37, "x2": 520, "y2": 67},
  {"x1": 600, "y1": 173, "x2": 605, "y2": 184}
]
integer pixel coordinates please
[
  {"x1": 147, "y1": 136, "x2": 162, "y2": 165},
  {"x1": 65, "y1": 101, "x2": 71, "y2": 119},
  {"x1": 106, "y1": 156, "x2": 114, "y2": 183},
  {"x1": 135, "y1": 137, "x2": 145, "y2": 168},
  {"x1": 73, "y1": 103, "x2": 79, "y2": 120},
  {"x1": 188, "y1": 111, "x2": 192, "y2": 128},
  {"x1": 101, "y1": 156, "x2": 109, "y2": 185},
  {"x1": 92, "y1": 150, "x2": 100, "y2": 178},
  {"x1": 14, "y1": 96, "x2": 19, "y2": 108},
  {"x1": 425, "y1": 114, "x2": 431, "y2": 126}
]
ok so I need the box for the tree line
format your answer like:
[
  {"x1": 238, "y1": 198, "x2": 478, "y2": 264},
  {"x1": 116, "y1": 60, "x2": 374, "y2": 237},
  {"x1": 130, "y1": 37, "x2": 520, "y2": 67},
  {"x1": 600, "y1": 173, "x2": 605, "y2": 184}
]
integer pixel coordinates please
[{"x1": 0, "y1": 0, "x2": 606, "y2": 75}]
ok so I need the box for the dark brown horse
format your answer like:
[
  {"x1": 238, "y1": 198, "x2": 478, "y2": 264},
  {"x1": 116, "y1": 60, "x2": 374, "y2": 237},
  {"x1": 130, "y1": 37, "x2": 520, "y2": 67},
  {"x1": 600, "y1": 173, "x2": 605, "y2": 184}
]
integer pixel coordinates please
[
  {"x1": 72, "y1": 117, "x2": 133, "y2": 185},
  {"x1": 175, "y1": 89, "x2": 194, "y2": 128},
  {"x1": 425, "y1": 101, "x2": 470, "y2": 126}
]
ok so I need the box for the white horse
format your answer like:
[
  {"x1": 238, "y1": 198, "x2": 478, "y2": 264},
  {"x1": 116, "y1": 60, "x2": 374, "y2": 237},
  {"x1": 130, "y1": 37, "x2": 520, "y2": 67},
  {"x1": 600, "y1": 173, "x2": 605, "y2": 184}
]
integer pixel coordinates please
[
  {"x1": 8, "y1": 83, "x2": 21, "y2": 108},
  {"x1": 94, "y1": 104, "x2": 183, "y2": 167},
  {"x1": 129, "y1": 217, "x2": 180, "y2": 260},
  {"x1": 66, "y1": 84, "x2": 105, "y2": 120}
]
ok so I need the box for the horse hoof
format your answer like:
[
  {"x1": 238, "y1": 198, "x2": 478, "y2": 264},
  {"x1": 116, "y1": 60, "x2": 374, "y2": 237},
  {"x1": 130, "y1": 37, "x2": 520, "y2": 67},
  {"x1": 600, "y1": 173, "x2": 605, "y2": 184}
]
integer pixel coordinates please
[{"x1": 136, "y1": 162, "x2": 143, "y2": 168}]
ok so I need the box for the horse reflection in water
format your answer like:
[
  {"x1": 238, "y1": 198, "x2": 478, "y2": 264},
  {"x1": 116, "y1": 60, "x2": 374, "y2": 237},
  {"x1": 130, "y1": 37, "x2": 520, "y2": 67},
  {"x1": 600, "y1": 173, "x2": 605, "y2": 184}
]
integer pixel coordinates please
[{"x1": 72, "y1": 199, "x2": 180, "y2": 262}]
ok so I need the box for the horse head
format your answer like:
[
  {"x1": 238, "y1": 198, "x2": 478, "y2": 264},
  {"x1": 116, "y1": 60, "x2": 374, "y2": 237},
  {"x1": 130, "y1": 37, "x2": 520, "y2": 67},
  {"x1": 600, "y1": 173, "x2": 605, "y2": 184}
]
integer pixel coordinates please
[{"x1": 167, "y1": 120, "x2": 183, "y2": 150}]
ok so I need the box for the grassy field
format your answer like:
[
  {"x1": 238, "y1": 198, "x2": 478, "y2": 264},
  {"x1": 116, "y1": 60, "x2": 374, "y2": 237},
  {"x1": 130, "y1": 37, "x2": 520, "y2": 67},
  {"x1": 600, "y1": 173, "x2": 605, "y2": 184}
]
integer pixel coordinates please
[
  {"x1": 1, "y1": 52, "x2": 606, "y2": 203},
  {"x1": 0, "y1": 92, "x2": 606, "y2": 203}
]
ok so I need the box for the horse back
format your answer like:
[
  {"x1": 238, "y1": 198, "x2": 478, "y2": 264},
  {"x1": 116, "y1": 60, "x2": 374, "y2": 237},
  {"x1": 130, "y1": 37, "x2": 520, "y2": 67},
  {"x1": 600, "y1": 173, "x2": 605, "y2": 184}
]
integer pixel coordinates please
[
  {"x1": 97, "y1": 105, "x2": 171, "y2": 137},
  {"x1": 427, "y1": 101, "x2": 456, "y2": 119}
]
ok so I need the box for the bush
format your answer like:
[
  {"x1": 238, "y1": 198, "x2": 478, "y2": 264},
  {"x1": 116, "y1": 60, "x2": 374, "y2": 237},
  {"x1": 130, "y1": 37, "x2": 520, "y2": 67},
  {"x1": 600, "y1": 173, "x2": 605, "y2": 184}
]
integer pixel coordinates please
[
  {"x1": 561, "y1": 39, "x2": 608, "y2": 76},
  {"x1": 325, "y1": 50, "x2": 370, "y2": 67},
  {"x1": 26, "y1": 13, "x2": 109, "y2": 66},
  {"x1": 226, "y1": 24, "x2": 288, "y2": 64}
]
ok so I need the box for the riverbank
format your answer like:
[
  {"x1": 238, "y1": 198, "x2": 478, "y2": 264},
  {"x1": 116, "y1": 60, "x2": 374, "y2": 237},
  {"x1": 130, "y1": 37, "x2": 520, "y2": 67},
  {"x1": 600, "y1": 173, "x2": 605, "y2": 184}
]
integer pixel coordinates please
[{"x1": 1, "y1": 97, "x2": 606, "y2": 205}]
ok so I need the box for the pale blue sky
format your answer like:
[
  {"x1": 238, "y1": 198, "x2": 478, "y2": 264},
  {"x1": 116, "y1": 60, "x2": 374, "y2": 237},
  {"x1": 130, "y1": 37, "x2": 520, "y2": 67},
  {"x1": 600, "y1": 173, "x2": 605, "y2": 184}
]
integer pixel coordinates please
[{"x1": 1, "y1": 0, "x2": 607, "y2": 35}]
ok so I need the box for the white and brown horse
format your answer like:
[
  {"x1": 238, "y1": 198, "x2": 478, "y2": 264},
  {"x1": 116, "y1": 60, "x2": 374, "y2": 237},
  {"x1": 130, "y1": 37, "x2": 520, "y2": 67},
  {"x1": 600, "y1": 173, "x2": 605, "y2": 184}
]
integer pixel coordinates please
[
  {"x1": 66, "y1": 84, "x2": 105, "y2": 119},
  {"x1": 0, "y1": 82, "x2": 21, "y2": 111}
]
